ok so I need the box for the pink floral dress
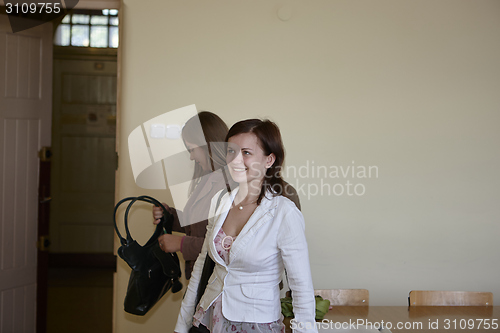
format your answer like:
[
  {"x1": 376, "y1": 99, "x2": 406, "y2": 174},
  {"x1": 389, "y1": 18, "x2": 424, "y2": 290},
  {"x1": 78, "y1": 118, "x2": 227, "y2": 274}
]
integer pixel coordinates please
[{"x1": 192, "y1": 228, "x2": 285, "y2": 333}]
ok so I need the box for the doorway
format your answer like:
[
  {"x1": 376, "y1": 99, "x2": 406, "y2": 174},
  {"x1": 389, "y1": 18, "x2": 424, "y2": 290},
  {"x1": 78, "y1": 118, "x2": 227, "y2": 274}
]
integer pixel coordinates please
[{"x1": 45, "y1": 9, "x2": 118, "y2": 333}]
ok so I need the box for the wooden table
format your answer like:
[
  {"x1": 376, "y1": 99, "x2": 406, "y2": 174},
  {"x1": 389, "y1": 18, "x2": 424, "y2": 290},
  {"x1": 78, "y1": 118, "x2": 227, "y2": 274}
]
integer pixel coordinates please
[{"x1": 285, "y1": 306, "x2": 500, "y2": 332}]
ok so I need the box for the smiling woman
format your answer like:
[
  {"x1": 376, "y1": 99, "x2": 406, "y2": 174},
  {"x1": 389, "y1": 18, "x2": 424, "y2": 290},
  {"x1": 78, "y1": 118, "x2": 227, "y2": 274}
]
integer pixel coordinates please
[
  {"x1": 226, "y1": 119, "x2": 285, "y2": 206},
  {"x1": 175, "y1": 119, "x2": 317, "y2": 333},
  {"x1": 226, "y1": 132, "x2": 276, "y2": 197}
]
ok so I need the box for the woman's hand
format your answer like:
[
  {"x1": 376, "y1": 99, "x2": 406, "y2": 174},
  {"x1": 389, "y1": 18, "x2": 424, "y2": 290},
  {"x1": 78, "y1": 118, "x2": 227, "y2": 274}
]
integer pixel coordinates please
[
  {"x1": 153, "y1": 203, "x2": 170, "y2": 225},
  {"x1": 158, "y1": 234, "x2": 183, "y2": 253}
]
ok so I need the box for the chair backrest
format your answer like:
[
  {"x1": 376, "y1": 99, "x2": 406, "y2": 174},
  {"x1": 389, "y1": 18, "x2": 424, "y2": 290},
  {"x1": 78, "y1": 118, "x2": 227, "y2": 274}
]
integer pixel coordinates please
[
  {"x1": 409, "y1": 290, "x2": 493, "y2": 306},
  {"x1": 314, "y1": 289, "x2": 369, "y2": 306}
]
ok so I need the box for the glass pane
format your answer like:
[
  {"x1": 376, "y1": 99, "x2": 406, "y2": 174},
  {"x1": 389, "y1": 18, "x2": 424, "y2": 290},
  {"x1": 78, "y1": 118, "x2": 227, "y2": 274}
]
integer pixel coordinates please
[
  {"x1": 54, "y1": 24, "x2": 70, "y2": 46},
  {"x1": 91, "y1": 15, "x2": 108, "y2": 25},
  {"x1": 90, "y1": 26, "x2": 108, "y2": 48},
  {"x1": 62, "y1": 15, "x2": 71, "y2": 23},
  {"x1": 102, "y1": 9, "x2": 109, "y2": 15},
  {"x1": 109, "y1": 27, "x2": 119, "y2": 48},
  {"x1": 72, "y1": 14, "x2": 90, "y2": 24},
  {"x1": 71, "y1": 25, "x2": 89, "y2": 47},
  {"x1": 109, "y1": 9, "x2": 118, "y2": 16},
  {"x1": 109, "y1": 16, "x2": 119, "y2": 26}
]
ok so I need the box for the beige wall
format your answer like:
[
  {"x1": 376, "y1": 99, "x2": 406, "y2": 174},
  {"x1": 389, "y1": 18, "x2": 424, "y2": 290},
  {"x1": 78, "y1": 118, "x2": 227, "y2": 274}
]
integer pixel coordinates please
[{"x1": 114, "y1": 0, "x2": 500, "y2": 331}]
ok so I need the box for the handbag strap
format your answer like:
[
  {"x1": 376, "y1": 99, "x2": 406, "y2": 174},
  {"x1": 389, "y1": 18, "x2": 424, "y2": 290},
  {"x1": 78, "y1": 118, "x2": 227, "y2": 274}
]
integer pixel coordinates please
[
  {"x1": 113, "y1": 195, "x2": 172, "y2": 246},
  {"x1": 193, "y1": 189, "x2": 227, "y2": 308}
]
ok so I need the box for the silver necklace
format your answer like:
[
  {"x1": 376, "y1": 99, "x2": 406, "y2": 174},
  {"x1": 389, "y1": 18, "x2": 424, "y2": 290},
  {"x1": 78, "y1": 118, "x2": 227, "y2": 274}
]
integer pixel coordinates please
[{"x1": 235, "y1": 200, "x2": 256, "y2": 210}]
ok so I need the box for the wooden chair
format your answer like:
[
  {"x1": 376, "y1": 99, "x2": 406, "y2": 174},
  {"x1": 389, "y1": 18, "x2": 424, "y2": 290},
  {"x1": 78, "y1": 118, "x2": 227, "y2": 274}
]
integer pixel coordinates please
[
  {"x1": 408, "y1": 290, "x2": 493, "y2": 306},
  {"x1": 315, "y1": 289, "x2": 369, "y2": 306}
]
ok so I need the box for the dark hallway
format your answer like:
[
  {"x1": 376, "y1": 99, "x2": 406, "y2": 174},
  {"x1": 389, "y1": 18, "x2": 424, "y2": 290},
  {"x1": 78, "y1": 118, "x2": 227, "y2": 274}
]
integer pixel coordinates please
[{"x1": 47, "y1": 268, "x2": 113, "y2": 333}]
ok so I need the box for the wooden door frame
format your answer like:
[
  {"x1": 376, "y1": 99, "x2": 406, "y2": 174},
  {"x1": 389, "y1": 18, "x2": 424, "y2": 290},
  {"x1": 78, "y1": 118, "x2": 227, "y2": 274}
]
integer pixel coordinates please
[
  {"x1": 76, "y1": 0, "x2": 120, "y2": 10},
  {"x1": 36, "y1": 157, "x2": 51, "y2": 333}
]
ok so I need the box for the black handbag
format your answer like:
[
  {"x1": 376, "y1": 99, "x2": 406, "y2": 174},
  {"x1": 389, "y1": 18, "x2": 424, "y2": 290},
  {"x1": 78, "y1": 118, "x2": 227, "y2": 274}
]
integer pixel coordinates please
[{"x1": 113, "y1": 195, "x2": 183, "y2": 315}]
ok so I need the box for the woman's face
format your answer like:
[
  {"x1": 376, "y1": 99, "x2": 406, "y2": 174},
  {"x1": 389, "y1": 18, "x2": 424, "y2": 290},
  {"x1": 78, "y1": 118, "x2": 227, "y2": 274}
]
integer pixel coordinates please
[
  {"x1": 184, "y1": 140, "x2": 210, "y2": 171},
  {"x1": 226, "y1": 133, "x2": 275, "y2": 188}
]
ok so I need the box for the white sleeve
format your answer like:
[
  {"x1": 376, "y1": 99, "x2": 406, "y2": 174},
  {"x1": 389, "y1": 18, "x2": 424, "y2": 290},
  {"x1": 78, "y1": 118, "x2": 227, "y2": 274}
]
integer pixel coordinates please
[
  {"x1": 277, "y1": 203, "x2": 318, "y2": 333},
  {"x1": 174, "y1": 192, "x2": 221, "y2": 333}
]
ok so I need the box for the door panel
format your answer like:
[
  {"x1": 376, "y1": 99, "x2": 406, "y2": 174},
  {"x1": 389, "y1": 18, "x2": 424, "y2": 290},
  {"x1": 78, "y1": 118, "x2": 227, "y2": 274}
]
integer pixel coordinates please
[
  {"x1": 0, "y1": 14, "x2": 52, "y2": 333},
  {"x1": 5, "y1": 33, "x2": 42, "y2": 100},
  {"x1": 0, "y1": 284, "x2": 37, "y2": 332},
  {"x1": 1, "y1": 119, "x2": 40, "y2": 269},
  {"x1": 51, "y1": 56, "x2": 117, "y2": 254}
]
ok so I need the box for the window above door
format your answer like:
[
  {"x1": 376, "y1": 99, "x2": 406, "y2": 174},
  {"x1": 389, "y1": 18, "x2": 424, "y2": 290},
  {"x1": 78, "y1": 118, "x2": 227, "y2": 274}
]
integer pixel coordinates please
[{"x1": 54, "y1": 9, "x2": 118, "y2": 48}]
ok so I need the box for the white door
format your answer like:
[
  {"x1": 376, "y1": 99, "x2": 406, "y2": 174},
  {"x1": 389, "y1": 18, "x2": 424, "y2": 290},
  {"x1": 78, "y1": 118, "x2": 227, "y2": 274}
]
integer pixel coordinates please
[{"x1": 0, "y1": 16, "x2": 52, "y2": 333}]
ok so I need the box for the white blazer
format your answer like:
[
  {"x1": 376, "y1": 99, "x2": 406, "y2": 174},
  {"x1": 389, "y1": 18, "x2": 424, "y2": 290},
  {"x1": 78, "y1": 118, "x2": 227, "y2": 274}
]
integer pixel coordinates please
[{"x1": 175, "y1": 188, "x2": 317, "y2": 333}]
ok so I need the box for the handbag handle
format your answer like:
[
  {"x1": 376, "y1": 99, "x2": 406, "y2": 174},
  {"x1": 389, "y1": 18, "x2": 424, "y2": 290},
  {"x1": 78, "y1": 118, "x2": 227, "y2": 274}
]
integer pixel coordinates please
[{"x1": 113, "y1": 195, "x2": 172, "y2": 246}]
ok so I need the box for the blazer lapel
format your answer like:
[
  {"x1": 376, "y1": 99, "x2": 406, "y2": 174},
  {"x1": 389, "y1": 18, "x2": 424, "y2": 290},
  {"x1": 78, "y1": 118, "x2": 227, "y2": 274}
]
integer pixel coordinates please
[
  {"x1": 228, "y1": 193, "x2": 277, "y2": 263},
  {"x1": 208, "y1": 188, "x2": 236, "y2": 267}
]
